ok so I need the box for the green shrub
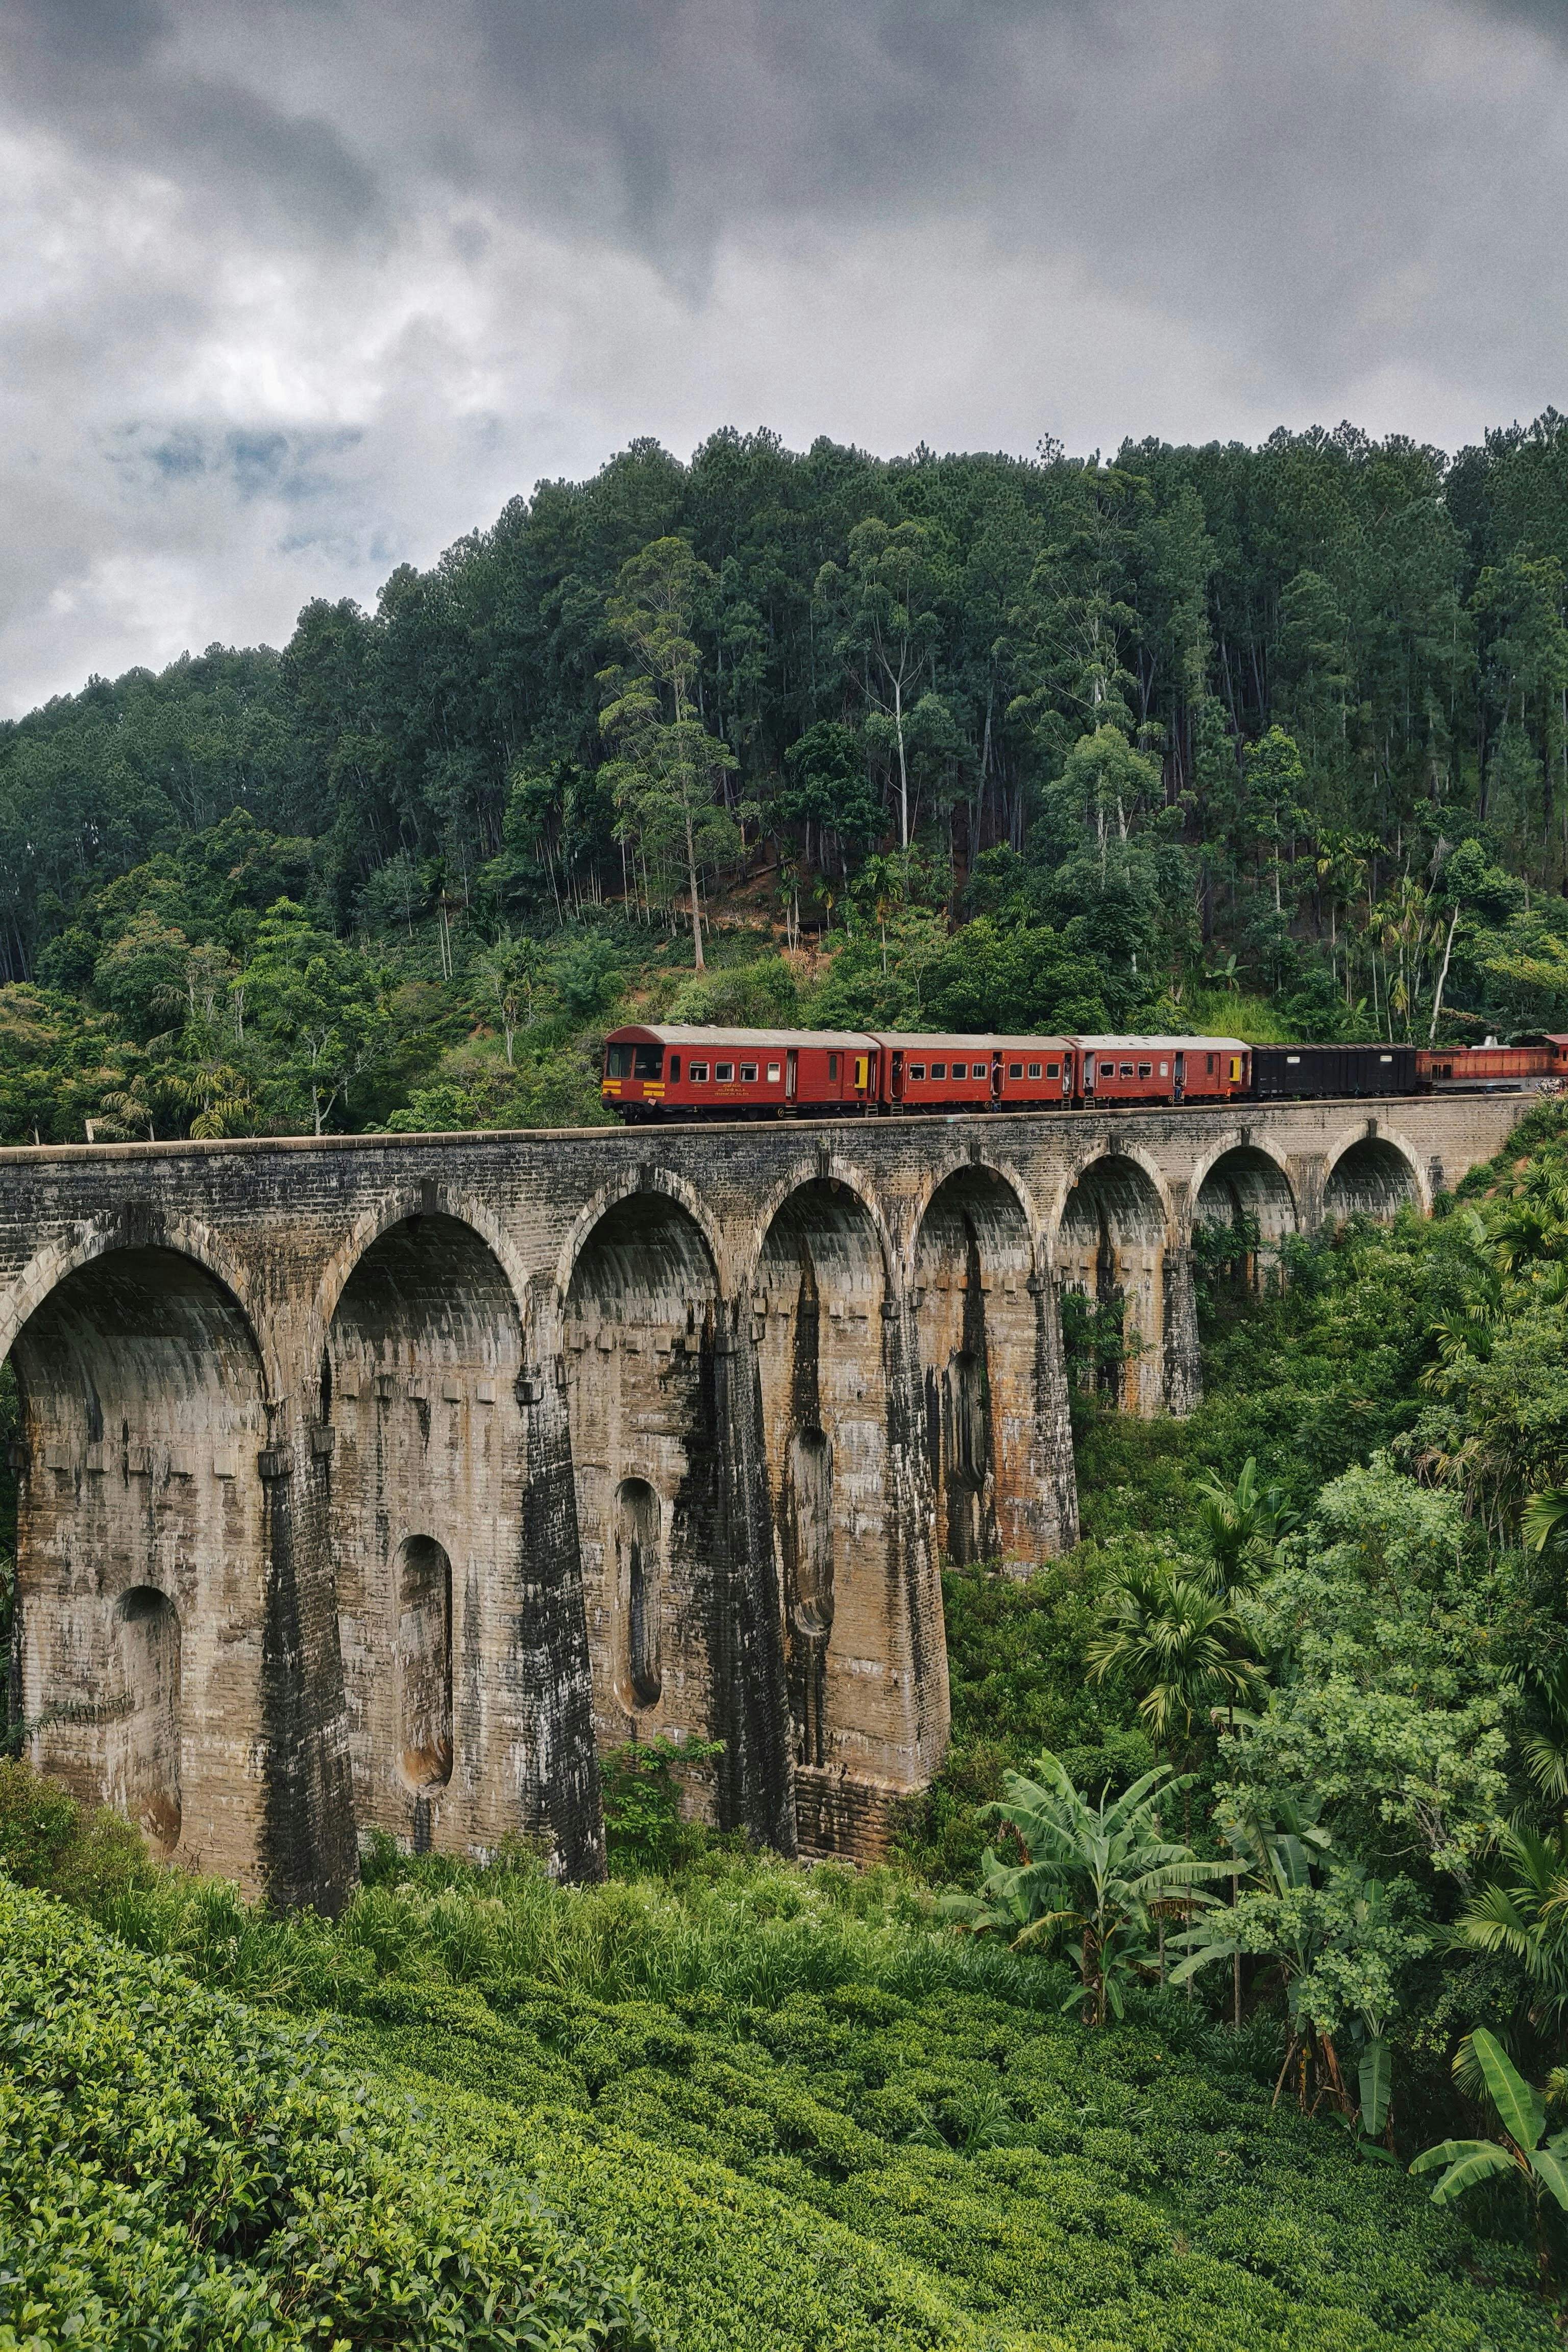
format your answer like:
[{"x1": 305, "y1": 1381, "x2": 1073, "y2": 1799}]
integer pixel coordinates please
[{"x1": 0, "y1": 1876, "x2": 653, "y2": 2350}]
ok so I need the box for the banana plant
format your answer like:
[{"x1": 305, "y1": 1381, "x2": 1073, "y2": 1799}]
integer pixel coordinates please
[
  {"x1": 1411, "y1": 2029, "x2": 1568, "y2": 2217},
  {"x1": 940, "y1": 1751, "x2": 1230, "y2": 2027}
]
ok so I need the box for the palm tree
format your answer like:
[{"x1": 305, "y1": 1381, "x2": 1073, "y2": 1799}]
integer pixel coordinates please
[
  {"x1": 941, "y1": 1751, "x2": 1229, "y2": 2025},
  {"x1": 1088, "y1": 1566, "x2": 1266, "y2": 1806},
  {"x1": 474, "y1": 932, "x2": 546, "y2": 1067},
  {"x1": 1524, "y1": 1486, "x2": 1568, "y2": 1556},
  {"x1": 1451, "y1": 1823, "x2": 1568, "y2": 2028},
  {"x1": 1190, "y1": 1457, "x2": 1295, "y2": 1598}
]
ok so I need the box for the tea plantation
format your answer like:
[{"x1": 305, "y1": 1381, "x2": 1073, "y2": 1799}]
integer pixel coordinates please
[{"x1": 0, "y1": 1812, "x2": 1543, "y2": 2351}]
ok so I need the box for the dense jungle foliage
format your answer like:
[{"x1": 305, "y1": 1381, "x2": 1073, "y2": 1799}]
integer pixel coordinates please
[
  {"x1": 11, "y1": 1111, "x2": 1568, "y2": 2343},
  {"x1": 12, "y1": 413, "x2": 1568, "y2": 1139}
]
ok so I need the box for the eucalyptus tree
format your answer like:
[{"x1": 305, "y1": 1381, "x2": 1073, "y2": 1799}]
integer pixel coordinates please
[{"x1": 599, "y1": 536, "x2": 745, "y2": 971}]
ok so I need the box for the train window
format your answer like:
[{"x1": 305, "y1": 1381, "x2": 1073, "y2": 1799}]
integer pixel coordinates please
[
  {"x1": 740, "y1": 1063, "x2": 757, "y2": 1083},
  {"x1": 1158, "y1": 1062, "x2": 1168, "y2": 1076},
  {"x1": 1119, "y1": 1062, "x2": 1133, "y2": 1077},
  {"x1": 633, "y1": 1045, "x2": 664, "y2": 1079},
  {"x1": 910, "y1": 1063, "x2": 926, "y2": 1080},
  {"x1": 1206, "y1": 1055, "x2": 1215, "y2": 1074},
  {"x1": 828, "y1": 1053, "x2": 839, "y2": 1080},
  {"x1": 689, "y1": 1063, "x2": 708, "y2": 1083},
  {"x1": 1009, "y1": 1062, "x2": 1023, "y2": 1079},
  {"x1": 716, "y1": 1063, "x2": 734, "y2": 1083},
  {"x1": 605, "y1": 1042, "x2": 631, "y2": 1077},
  {"x1": 1286, "y1": 1054, "x2": 1301, "y2": 1065},
  {"x1": 1379, "y1": 1054, "x2": 1393, "y2": 1064},
  {"x1": 931, "y1": 1062, "x2": 947, "y2": 1080},
  {"x1": 951, "y1": 1061, "x2": 967, "y2": 1079},
  {"x1": 1137, "y1": 1063, "x2": 1152, "y2": 1079},
  {"x1": 669, "y1": 1056, "x2": 681, "y2": 1081},
  {"x1": 1041, "y1": 1062, "x2": 1054, "y2": 1078},
  {"x1": 767, "y1": 1062, "x2": 780, "y2": 1083}
]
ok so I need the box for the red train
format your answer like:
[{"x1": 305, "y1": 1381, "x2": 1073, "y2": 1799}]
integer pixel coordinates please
[
  {"x1": 600, "y1": 1026, "x2": 1251, "y2": 1120},
  {"x1": 600, "y1": 1025, "x2": 1568, "y2": 1122}
]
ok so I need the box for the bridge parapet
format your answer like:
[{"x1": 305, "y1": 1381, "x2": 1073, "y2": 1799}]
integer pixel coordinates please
[{"x1": 0, "y1": 1089, "x2": 1533, "y2": 1901}]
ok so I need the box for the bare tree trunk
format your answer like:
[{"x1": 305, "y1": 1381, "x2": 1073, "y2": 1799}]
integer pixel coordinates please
[
  {"x1": 685, "y1": 803, "x2": 705, "y2": 970},
  {"x1": 1429, "y1": 902, "x2": 1460, "y2": 1043},
  {"x1": 894, "y1": 672, "x2": 909, "y2": 849}
]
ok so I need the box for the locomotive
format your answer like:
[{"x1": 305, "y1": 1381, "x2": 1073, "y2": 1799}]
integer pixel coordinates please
[{"x1": 599, "y1": 1024, "x2": 1568, "y2": 1122}]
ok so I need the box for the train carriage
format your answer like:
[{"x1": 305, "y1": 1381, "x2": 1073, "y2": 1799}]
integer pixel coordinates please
[
  {"x1": 1253, "y1": 1043, "x2": 1417, "y2": 1098},
  {"x1": 1417, "y1": 1037, "x2": 1568, "y2": 1089},
  {"x1": 1073, "y1": 1037, "x2": 1249, "y2": 1104},
  {"x1": 880, "y1": 1035, "x2": 1077, "y2": 1111},
  {"x1": 602, "y1": 1025, "x2": 879, "y2": 1119}
]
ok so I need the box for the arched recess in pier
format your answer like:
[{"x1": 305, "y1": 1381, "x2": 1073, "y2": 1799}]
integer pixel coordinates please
[
  {"x1": 6, "y1": 1245, "x2": 276, "y2": 1892},
  {"x1": 1055, "y1": 1154, "x2": 1173, "y2": 1415},
  {"x1": 326, "y1": 1210, "x2": 562, "y2": 1862},
  {"x1": 1193, "y1": 1145, "x2": 1299, "y2": 1291},
  {"x1": 565, "y1": 1187, "x2": 792, "y2": 1848},
  {"x1": 912, "y1": 1164, "x2": 1071, "y2": 1565},
  {"x1": 752, "y1": 1175, "x2": 933, "y2": 1813}
]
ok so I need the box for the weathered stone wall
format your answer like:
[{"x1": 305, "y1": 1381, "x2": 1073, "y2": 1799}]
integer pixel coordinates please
[{"x1": 0, "y1": 1088, "x2": 1534, "y2": 1898}]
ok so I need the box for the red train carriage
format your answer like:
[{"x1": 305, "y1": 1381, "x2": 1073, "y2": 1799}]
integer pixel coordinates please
[
  {"x1": 1074, "y1": 1037, "x2": 1250, "y2": 1105},
  {"x1": 880, "y1": 1035, "x2": 1077, "y2": 1111},
  {"x1": 1417, "y1": 1037, "x2": 1568, "y2": 1089},
  {"x1": 602, "y1": 1025, "x2": 880, "y2": 1119}
]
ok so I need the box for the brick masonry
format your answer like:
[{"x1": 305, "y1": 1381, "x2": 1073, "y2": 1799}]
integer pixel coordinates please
[{"x1": 0, "y1": 1089, "x2": 1534, "y2": 1900}]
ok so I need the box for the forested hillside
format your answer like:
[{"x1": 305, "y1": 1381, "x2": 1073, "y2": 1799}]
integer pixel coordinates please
[{"x1": 10, "y1": 413, "x2": 1568, "y2": 1140}]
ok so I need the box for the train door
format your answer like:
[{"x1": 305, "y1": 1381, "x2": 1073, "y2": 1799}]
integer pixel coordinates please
[
  {"x1": 1173, "y1": 1051, "x2": 1185, "y2": 1104},
  {"x1": 890, "y1": 1049, "x2": 904, "y2": 1104},
  {"x1": 990, "y1": 1053, "x2": 1003, "y2": 1104},
  {"x1": 1082, "y1": 1054, "x2": 1096, "y2": 1098},
  {"x1": 786, "y1": 1049, "x2": 798, "y2": 1102}
]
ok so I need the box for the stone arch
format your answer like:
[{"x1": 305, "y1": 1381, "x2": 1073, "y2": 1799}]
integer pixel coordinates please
[
  {"x1": 1192, "y1": 1145, "x2": 1299, "y2": 1291},
  {"x1": 1324, "y1": 1127, "x2": 1427, "y2": 1222},
  {"x1": 0, "y1": 1214, "x2": 285, "y2": 1404},
  {"x1": 6, "y1": 1243, "x2": 272, "y2": 1886},
  {"x1": 1054, "y1": 1154, "x2": 1173, "y2": 1415},
  {"x1": 308, "y1": 1187, "x2": 533, "y2": 1382},
  {"x1": 745, "y1": 1158, "x2": 897, "y2": 1302},
  {"x1": 913, "y1": 1164, "x2": 1073, "y2": 1563},
  {"x1": 753, "y1": 1177, "x2": 895, "y2": 1782},
  {"x1": 554, "y1": 1167, "x2": 725, "y2": 1316},
  {"x1": 902, "y1": 1150, "x2": 1045, "y2": 1290},
  {"x1": 326, "y1": 1210, "x2": 537, "y2": 1857},
  {"x1": 565, "y1": 1188, "x2": 730, "y2": 1826},
  {"x1": 614, "y1": 1478, "x2": 663, "y2": 1713}
]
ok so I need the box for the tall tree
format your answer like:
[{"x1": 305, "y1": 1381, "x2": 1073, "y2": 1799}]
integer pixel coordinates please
[{"x1": 599, "y1": 537, "x2": 744, "y2": 971}]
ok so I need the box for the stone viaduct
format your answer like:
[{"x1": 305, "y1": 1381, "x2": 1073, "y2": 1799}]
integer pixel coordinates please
[{"x1": 0, "y1": 1088, "x2": 1532, "y2": 1909}]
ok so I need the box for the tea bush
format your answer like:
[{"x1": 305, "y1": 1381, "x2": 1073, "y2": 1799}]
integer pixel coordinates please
[{"x1": 0, "y1": 1875, "x2": 653, "y2": 2351}]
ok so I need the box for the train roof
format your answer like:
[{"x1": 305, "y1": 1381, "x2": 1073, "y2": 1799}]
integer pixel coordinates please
[
  {"x1": 875, "y1": 1033, "x2": 1075, "y2": 1054},
  {"x1": 1073, "y1": 1035, "x2": 1250, "y2": 1055},
  {"x1": 607, "y1": 1024, "x2": 878, "y2": 1051}
]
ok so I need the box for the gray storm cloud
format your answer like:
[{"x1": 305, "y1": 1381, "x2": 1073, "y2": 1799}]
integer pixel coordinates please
[{"x1": 0, "y1": 0, "x2": 1561, "y2": 710}]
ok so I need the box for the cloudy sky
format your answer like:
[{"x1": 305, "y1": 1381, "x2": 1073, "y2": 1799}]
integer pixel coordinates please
[{"x1": 1, "y1": 0, "x2": 1564, "y2": 714}]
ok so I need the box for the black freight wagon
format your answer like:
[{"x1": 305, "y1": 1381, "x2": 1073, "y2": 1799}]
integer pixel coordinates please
[{"x1": 1251, "y1": 1044, "x2": 1418, "y2": 1098}]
